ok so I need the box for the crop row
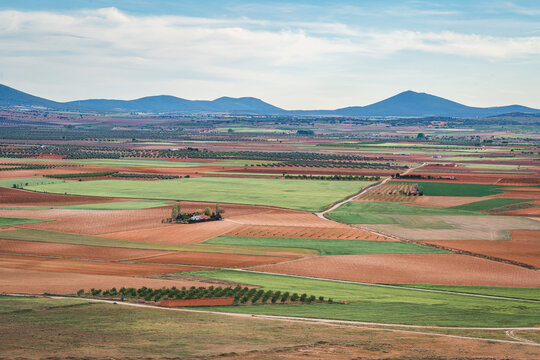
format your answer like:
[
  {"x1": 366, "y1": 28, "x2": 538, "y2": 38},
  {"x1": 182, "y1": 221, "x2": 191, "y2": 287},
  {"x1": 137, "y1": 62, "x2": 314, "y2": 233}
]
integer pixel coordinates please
[{"x1": 111, "y1": 173, "x2": 180, "y2": 179}]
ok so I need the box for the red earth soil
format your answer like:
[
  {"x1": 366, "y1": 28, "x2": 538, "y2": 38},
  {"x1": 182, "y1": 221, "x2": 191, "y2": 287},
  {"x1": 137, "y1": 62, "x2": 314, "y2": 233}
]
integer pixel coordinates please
[
  {"x1": 249, "y1": 254, "x2": 540, "y2": 287},
  {"x1": 0, "y1": 187, "x2": 121, "y2": 206},
  {"x1": 226, "y1": 210, "x2": 347, "y2": 228},
  {"x1": 498, "y1": 207, "x2": 540, "y2": 217},
  {"x1": 0, "y1": 254, "x2": 209, "y2": 276},
  {"x1": 100, "y1": 220, "x2": 243, "y2": 244},
  {"x1": 158, "y1": 297, "x2": 235, "y2": 307},
  {"x1": 396, "y1": 173, "x2": 538, "y2": 185},
  {"x1": 0, "y1": 239, "x2": 170, "y2": 261},
  {"x1": 134, "y1": 252, "x2": 296, "y2": 267},
  {"x1": 423, "y1": 230, "x2": 540, "y2": 268},
  {"x1": 0, "y1": 267, "x2": 216, "y2": 295},
  {"x1": 223, "y1": 225, "x2": 390, "y2": 241}
]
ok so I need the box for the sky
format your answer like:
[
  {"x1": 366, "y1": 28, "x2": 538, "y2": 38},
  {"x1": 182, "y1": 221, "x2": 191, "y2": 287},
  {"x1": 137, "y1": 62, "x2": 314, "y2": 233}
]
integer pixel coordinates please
[{"x1": 1, "y1": 0, "x2": 539, "y2": 109}]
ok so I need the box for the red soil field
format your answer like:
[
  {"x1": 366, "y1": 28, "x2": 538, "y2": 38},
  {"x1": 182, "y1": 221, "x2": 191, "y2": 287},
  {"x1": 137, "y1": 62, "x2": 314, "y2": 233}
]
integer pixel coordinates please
[
  {"x1": 135, "y1": 252, "x2": 296, "y2": 267},
  {"x1": 409, "y1": 196, "x2": 487, "y2": 208},
  {"x1": 223, "y1": 225, "x2": 389, "y2": 241},
  {"x1": 0, "y1": 187, "x2": 120, "y2": 206},
  {"x1": 249, "y1": 254, "x2": 540, "y2": 287},
  {"x1": 0, "y1": 207, "x2": 172, "y2": 235},
  {"x1": 158, "y1": 297, "x2": 234, "y2": 307},
  {"x1": 396, "y1": 173, "x2": 537, "y2": 185},
  {"x1": 0, "y1": 267, "x2": 216, "y2": 295},
  {"x1": 423, "y1": 230, "x2": 540, "y2": 268},
  {"x1": 0, "y1": 239, "x2": 169, "y2": 261},
  {"x1": 0, "y1": 254, "x2": 209, "y2": 276},
  {"x1": 498, "y1": 207, "x2": 540, "y2": 217},
  {"x1": 100, "y1": 220, "x2": 243, "y2": 244},
  {"x1": 227, "y1": 210, "x2": 347, "y2": 228}
]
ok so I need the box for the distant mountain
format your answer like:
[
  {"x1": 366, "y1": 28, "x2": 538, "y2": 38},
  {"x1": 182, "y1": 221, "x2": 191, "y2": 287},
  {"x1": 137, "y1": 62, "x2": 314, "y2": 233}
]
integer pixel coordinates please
[
  {"x1": 332, "y1": 91, "x2": 540, "y2": 117},
  {"x1": 1, "y1": 84, "x2": 539, "y2": 117},
  {"x1": 0, "y1": 84, "x2": 75, "y2": 110}
]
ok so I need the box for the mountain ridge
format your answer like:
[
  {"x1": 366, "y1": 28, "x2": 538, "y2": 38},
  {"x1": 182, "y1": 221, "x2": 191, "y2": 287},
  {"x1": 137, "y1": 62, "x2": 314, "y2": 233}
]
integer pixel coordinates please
[{"x1": 1, "y1": 84, "x2": 539, "y2": 118}]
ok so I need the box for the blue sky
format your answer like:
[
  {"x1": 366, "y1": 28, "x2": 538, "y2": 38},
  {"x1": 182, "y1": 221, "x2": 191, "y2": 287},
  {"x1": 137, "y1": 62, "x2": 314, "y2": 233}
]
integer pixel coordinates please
[{"x1": 1, "y1": 0, "x2": 539, "y2": 109}]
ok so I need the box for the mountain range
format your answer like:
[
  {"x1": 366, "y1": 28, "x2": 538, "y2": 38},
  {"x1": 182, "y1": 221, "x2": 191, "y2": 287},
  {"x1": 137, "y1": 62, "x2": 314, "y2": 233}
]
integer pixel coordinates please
[{"x1": 1, "y1": 84, "x2": 539, "y2": 118}]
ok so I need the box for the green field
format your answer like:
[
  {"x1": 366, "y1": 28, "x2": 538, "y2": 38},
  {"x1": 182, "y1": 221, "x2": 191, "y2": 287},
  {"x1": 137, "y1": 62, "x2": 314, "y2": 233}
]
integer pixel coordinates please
[
  {"x1": 0, "y1": 177, "x2": 64, "y2": 188},
  {"x1": 392, "y1": 284, "x2": 540, "y2": 301},
  {"x1": 205, "y1": 236, "x2": 450, "y2": 255},
  {"x1": 23, "y1": 178, "x2": 373, "y2": 211},
  {"x1": 187, "y1": 270, "x2": 540, "y2": 327},
  {"x1": 326, "y1": 201, "x2": 476, "y2": 224},
  {"x1": 449, "y1": 198, "x2": 533, "y2": 211},
  {"x1": 392, "y1": 181, "x2": 506, "y2": 197},
  {"x1": 0, "y1": 217, "x2": 51, "y2": 226},
  {"x1": 2, "y1": 295, "x2": 497, "y2": 359}
]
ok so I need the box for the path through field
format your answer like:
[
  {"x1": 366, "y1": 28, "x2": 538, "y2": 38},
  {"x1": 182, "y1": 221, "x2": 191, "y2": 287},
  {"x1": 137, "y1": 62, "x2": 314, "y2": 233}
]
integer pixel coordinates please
[{"x1": 10, "y1": 294, "x2": 539, "y2": 347}]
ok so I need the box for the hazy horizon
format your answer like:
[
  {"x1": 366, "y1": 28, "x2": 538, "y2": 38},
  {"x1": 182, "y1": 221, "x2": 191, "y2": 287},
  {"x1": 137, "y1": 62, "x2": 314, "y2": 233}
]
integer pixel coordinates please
[{"x1": 1, "y1": 0, "x2": 539, "y2": 109}]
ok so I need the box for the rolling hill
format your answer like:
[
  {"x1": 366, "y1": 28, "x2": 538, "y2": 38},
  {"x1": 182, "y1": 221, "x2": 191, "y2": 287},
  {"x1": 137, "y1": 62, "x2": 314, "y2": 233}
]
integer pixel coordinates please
[{"x1": 1, "y1": 84, "x2": 538, "y2": 117}]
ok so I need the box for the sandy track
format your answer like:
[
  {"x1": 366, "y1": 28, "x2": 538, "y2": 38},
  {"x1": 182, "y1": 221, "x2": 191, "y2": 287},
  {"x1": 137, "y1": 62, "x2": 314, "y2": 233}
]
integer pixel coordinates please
[
  {"x1": 222, "y1": 225, "x2": 389, "y2": 241},
  {"x1": 248, "y1": 254, "x2": 540, "y2": 287},
  {"x1": 424, "y1": 230, "x2": 540, "y2": 268},
  {"x1": 0, "y1": 254, "x2": 209, "y2": 276},
  {"x1": 0, "y1": 267, "x2": 216, "y2": 294}
]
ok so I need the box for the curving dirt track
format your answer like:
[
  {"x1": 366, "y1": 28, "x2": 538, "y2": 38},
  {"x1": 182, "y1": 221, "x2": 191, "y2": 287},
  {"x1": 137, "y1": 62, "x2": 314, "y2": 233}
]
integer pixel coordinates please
[
  {"x1": 222, "y1": 225, "x2": 390, "y2": 241},
  {"x1": 423, "y1": 230, "x2": 540, "y2": 268},
  {"x1": 0, "y1": 254, "x2": 209, "y2": 276},
  {"x1": 0, "y1": 267, "x2": 216, "y2": 295},
  {"x1": 249, "y1": 254, "x2": 540, "y2": 287}
]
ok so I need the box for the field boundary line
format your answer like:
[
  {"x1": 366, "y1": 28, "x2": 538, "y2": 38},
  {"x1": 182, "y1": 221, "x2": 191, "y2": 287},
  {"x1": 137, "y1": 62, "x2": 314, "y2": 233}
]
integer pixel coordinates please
[{"x1": 230, "y1": 269, "x2": 540, "y2": 303}]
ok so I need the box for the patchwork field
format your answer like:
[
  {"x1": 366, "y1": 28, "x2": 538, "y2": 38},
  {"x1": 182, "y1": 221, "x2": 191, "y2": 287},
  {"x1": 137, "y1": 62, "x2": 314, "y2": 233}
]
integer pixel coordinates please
[{"x1": 1, "y1": 122, "x2": 539, "y2": 356}]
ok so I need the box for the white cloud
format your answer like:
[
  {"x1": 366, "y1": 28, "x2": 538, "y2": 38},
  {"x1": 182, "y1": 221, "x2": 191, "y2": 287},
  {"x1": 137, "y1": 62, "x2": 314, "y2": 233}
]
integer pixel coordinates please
[{"x1": 0, "y1": 7, "x2": 539, "y2": 108}]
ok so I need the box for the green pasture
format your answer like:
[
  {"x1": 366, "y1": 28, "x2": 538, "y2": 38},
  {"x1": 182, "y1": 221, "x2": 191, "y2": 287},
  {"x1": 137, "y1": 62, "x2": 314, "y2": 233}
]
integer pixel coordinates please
[
  {"x1": 187, "y1": 270, "x2": 540, "y2": 327},
  {"x1": 392, "y1": 181, "x2": 506, "y2": 197},
  {"x1": 0, "y1": 177, "x2": 64, "y2": 188},
  {"x1": 0, "y1": 217, "x2": 51, "y2": 227},
  {"x1": 204, "y1": 236, "x2": 450, "y2": 255},
  {"x1": 23, "y1": 177, "x2": 373, "y2": 211},
  {"x1": 392, "y1": 284, "x2": 540, "y2": 301},
  {"x1": 326, "y1": 201, "x2": 476, "y2": 224},
  {"x1": 450, "y1": 198, "x2": 533, "y2": 212}
]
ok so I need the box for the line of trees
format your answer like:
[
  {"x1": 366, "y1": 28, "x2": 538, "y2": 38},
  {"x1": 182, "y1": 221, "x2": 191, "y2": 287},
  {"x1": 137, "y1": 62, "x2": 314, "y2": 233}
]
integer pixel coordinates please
[
  {"x1": 283, "y1": 174, "x2": 380, "y2": 181},
  {"x1": 45, "y1": 171, "x2": 118, "y2": 179},
  {"x1": 77, "y1": 285, "x2": 334, "y2": 305}
]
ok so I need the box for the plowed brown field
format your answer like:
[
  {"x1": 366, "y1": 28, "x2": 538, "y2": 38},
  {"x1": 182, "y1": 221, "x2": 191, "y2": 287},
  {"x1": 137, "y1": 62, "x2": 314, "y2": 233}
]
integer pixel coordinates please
[
  {"x1": 0, "y1": 187, "x2": 119, "y2": 206},
  {"x1": 227, "y1": 210, "x2": 347, "y2": 227},
  {"x1": 130, "y1": 251, "x2": 295, "y2": 267},
  {"x1": 0, "y1": 254, "x2": 209, "y2": 276},
  {"x1": 424, "y1": 230, "x2": 540, "y2": 268},
  {"x1": 223, "y1": 225, "x2": 389, "y2": 241},
  {"x1": 409, "y1": 196, "x2": 488, "y2": 208},
  {"x1": 100, "y1": 220, "x2": 242, "y2": 244},
  {"x1": 0, "y1": 267, "x2": 215, "y2": 295},
  {"x1": 249, "y1": 254, "x2": 540, "y2": 287},
  {"x1": 0, "y1": 239, "x2": 169, "y2": 261}
]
